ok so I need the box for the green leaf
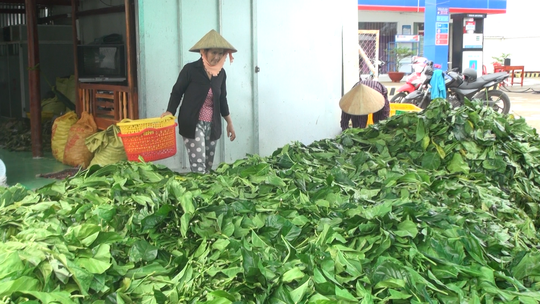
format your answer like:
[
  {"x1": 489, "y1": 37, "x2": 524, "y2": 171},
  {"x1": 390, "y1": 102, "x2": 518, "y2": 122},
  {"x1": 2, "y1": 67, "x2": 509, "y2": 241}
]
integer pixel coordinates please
[
  {"x1": 447, "y1": 153, "x2": 470, "y2": 174},
  {"x1": 512, "y1": 252, "x2": 540, "y2": 279},
  {"x1": 65, "y1": 224, "x2": 101, "y2": 246},
  {"x1": 363, "y1": 200, "x2": 393, "y2": 220},
  {"x1": 289, "y1": 279, "x2": 310, "y2": 303},
  {"x1": 266, "y1": 175, "x2": 286, "y2": 187},
  {"x1": 141, "y1": 204, "x2": 173, "y2": 231},
  {"x1": 395, "y1": 220, "x2": 418, "y2": 238},
  {"x1": 15, "y1": 291, "x2": 75, "y2": 304},
  {"x1": 0, "y1": 251, "x2": 25, "y2": 280},
  {"x1": 482, "y1": 157, "x2": 506, "y2": 173},
  {"x1": 50, "y1": 259, "x2": 71, "y2": 284},
  {"x1": 212, "y1": 239, "x2": 230, "y2": 251},
  {"x1": 415, "y1": 119, "x2": 426, "y2": 142},
  {"x1": 421, "y1": 135, "x2": 430, "y2": 150},
  {"x1": 76, "y1": 258, "x2": 111, "y2": 274},
  {"x1": 387, "y1": 289, "x2": 412, "y2": 300},
  {"x1": 126, "y1": 262, "x2": 169, "y2": 279},
  {"x1": 282, "y1": 267, "x2": 305, "y2": 283},
  {"x1": 58, "y1": 255, "x2": 94, "y2": 295},
  {"x1": 251, "y1": 230, "x2": 268, "y2": 248},
  {"x1": 421, "y1": 152, "x2": 441, "y2": 170},
  {"x1": 335, "y1": 285, "x2": 357, "y2": 302},
  {"x1": 0, "y1": 276, "x2": 40, "y2": 297},
  {"x1": 180, "y1": 213, "x2": 191, "y2": 238},
  {"x1": 375, "y1": 278, "x2": 406, "y2": 289},
  {"x1": 179, "y1": 191, "x2": 195, "y2": 214},
  {"x1": 432, "y1": 140, "x2": 446, "y2": 159},
  {"x1": 92, "y1": 204, "x2": 116, "y2": 223},
  {"x1": 129, "y1": 240, "x2": 158, "y2": 263},
  {"x1": 240, "y1": 163, "x2": 269, "y2": 177},
  {"x1": 209, "y1": 290, "x2": 236, "y2": 302}
]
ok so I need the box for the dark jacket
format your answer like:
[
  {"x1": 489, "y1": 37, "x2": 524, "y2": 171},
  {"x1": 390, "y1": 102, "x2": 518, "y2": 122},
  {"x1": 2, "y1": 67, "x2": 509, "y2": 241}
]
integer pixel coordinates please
[{"x1": 166, "y1": 58, "x2": 230, "y2": 140}]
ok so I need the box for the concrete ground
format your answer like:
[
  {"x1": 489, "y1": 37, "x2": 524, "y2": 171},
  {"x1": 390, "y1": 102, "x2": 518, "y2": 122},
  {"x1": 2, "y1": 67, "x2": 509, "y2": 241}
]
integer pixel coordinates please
[{"x1": 378, "y1": 74, "x2": 540, "y2": 130}]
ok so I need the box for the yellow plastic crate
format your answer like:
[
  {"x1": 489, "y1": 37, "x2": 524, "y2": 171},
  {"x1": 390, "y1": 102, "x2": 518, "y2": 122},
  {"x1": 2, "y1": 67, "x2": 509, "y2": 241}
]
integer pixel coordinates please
[
  {"x1": 367, "y1": 103, "x2": 422, "y2": 125},
  {"x1": 116, "y1": 115, "x2": 176, "y2": 135}
]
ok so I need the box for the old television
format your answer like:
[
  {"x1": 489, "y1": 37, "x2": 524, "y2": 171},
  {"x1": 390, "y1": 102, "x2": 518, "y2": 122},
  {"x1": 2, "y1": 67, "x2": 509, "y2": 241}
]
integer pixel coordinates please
[{"x1": 77, "y1": 44, "x2": 126, "y2": 83}]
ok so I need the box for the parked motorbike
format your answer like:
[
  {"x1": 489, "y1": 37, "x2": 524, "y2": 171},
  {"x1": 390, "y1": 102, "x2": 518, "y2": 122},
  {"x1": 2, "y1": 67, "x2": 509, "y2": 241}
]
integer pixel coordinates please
[
  {"x1": 401, "y1": 63, "x2": 511, "y2": 114},
  {"x1": 390, "y1": 56, "x2": 429, "y2": 103}
]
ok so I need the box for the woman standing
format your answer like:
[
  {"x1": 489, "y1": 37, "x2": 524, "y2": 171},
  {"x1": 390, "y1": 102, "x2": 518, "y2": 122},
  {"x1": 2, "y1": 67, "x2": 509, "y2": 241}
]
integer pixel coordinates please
[{"x1": 162, "y1": 30, "x2": 237, "y2": 173}]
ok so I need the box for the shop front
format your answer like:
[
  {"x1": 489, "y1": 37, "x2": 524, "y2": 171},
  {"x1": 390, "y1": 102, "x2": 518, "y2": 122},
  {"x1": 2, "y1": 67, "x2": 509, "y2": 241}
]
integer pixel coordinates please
[{"x1": 357, "y1": 0, "x2": 507, "y2": 74}]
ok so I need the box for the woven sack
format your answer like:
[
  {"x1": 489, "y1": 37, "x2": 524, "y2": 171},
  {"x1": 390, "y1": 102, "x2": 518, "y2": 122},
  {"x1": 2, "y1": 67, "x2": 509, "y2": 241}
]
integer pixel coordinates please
[
  {"x1": 85, "y1": 124, "x2": 127, "y2": 167},
  {"x1": 51, "y1": 111, "x2": 79, "y2": 163},
  {"x1": 63, "y1": 111, "x2": 97, "y2": 168}
]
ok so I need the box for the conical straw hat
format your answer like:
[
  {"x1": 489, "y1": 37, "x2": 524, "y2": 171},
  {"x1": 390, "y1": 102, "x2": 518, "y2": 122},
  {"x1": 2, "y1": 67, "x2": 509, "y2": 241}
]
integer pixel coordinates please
[
  {"x1": 189, "y1": 29, "x2": 237, "y2": 53},
  {"x1": 339, "y1": 83, "x2": 385, "y2": 115}
]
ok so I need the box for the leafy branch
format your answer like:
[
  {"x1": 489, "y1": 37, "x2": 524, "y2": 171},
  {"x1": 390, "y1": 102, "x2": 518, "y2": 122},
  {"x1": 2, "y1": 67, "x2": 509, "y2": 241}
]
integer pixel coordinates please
[{"x1": 492, "y1": 52, "x2": 511, "y2": 64}]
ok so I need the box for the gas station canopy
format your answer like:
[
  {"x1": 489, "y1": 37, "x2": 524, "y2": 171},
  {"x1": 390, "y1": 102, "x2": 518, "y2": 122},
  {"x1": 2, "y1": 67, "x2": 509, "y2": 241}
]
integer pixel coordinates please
[{"x1": 358, "y1": 0, "x2": 506, "y2": 14}]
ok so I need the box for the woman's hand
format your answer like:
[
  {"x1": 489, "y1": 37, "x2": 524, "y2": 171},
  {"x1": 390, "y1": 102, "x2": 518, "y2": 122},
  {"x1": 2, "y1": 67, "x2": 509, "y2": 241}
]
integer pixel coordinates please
[
  {"x1": 227, "y1": 124, "x2": 236, "y2": 141},
  {"x1": 224, "y1": 115, "x2": 236, "y2": 141},
  {"x1": 161, "y1": 111, "x2": 173, "y2": 118}
]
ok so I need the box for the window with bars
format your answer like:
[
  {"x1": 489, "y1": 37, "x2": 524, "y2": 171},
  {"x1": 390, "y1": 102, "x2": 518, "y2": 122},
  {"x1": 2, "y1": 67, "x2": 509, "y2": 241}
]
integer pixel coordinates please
[
  {"x1": 0, "y1": 4, "x2": 49, "y2": 28},
  {"x1": 359, "y1": 22, "x2": 397, "y2": 73}
]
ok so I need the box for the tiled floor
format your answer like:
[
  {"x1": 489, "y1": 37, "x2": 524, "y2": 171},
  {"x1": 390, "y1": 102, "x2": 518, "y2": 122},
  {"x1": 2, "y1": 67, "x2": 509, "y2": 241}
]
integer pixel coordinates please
[{"x1": 0, "y1": 148, "x2": 73, "y2": 190}]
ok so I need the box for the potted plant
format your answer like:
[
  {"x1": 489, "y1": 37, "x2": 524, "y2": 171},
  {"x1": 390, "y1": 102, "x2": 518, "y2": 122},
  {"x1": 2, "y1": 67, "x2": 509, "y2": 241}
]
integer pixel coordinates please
[
  {"x1": 388, "y1": 46, "x2": 414, "y2": 82},
  {"x1": 492, "y1": 52, "x2": 511, "y2": 70}
]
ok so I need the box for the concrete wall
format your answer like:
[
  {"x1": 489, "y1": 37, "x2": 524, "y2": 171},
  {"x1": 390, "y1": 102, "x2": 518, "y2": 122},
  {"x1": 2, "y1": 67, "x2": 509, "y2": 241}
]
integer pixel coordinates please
[
  {"x1": 256, "y1": 0, "x2": 359, "y2": 156},
  {"x1": 137, "y1": 0, "x2": 358, "y2": 172}
]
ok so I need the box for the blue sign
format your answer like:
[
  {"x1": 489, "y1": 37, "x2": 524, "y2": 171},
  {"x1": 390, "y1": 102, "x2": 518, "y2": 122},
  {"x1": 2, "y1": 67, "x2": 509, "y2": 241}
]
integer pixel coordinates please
[
  {"x1": 437, "y1": 16, "x2": 449, "y2": 22},
  {"x1": 436, "y1": 23, "x2": 448, "y2": 29}
]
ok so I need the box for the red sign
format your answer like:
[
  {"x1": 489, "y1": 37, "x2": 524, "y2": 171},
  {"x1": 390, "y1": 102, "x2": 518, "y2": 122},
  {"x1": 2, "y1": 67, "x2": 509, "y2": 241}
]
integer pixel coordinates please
[
  {"x1": 436, "y1": 33, "x2": 448, "y2": 39},
  {"x1": 436, "y1": 33, "x2": 448, "y2": 45},
  {"x1": 465, "y1": 21, "x2": 476, "y2": 32}
]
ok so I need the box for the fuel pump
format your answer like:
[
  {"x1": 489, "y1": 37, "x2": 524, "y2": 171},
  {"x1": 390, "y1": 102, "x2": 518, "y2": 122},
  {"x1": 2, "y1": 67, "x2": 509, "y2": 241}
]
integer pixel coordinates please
[{"x1": 450, "y1": 13, "x2": 486, "y2": 78}]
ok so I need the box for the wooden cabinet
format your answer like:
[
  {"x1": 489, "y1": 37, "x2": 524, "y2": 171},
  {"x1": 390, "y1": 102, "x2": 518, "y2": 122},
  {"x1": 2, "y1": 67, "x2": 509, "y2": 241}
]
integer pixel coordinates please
[
  {"x1": 72, "y1": 0, "x2": 138, "y2": 130},
  {"x1": 78, "y1": 83, "x2": 138, "y2": 130}
]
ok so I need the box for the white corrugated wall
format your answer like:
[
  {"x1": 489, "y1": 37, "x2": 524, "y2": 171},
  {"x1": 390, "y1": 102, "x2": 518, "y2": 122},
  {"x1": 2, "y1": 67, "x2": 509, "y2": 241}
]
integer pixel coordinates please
[{"x1": 136, "y1": 0, "x2": 358, "y2": 172}]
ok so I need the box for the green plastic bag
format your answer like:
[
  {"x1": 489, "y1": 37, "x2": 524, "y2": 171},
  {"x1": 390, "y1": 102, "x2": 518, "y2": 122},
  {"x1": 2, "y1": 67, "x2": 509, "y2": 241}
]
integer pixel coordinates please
[
  {"x1": 85, "y1": 125, "x2": 127, "y2": 167},
  {"x1": 41, "y1": 96, "x2": 66, "y2": 115},
  {"x1": 55, "y1": 75, "x2": 76, "y2": 103}
]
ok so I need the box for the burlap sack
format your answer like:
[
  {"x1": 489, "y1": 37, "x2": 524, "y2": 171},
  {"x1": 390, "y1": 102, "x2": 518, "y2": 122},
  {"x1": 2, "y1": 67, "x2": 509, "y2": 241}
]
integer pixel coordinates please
[
  {"x1": 85, "y1": 124, "x2": 127, "y2": 167},
  {"x1": 51, "y1": 111, "x2": 79, "y2": 163},
  {"x1": 63, "y1": 111, "x2": 97, "y2": 168}
]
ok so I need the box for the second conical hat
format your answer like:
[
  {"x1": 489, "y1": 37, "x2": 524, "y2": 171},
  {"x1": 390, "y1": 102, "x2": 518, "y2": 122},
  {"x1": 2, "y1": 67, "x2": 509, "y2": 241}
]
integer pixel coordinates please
[
  {"x1": 339, "y1": 83, "x2": 385, "y2": 115},
  {"x1": 189, "y1": 29, "x2": 237, "y2": 53}
]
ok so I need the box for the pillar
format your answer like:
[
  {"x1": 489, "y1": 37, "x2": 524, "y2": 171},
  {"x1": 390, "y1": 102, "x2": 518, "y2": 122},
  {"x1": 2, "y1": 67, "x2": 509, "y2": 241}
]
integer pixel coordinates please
[
  {"x1": 424, "y1": 0, "x2": 450, "y2": 71},
  {"x1": 25, "y1": 0, "x2": 42, "y2": 158}
]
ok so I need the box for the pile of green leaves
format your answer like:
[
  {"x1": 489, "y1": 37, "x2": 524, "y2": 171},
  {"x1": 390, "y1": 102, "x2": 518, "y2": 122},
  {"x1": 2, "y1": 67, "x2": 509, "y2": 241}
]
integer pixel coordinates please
[{"x1": 2, "y1": 99, "x2": 540, "y2": 303}]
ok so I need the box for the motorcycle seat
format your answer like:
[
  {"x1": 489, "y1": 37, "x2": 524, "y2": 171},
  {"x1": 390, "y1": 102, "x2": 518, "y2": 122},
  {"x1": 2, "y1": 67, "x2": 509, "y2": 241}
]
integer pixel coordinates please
[{"x1": 460, "y1": 72, "x2": 508, "y2": 89}]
